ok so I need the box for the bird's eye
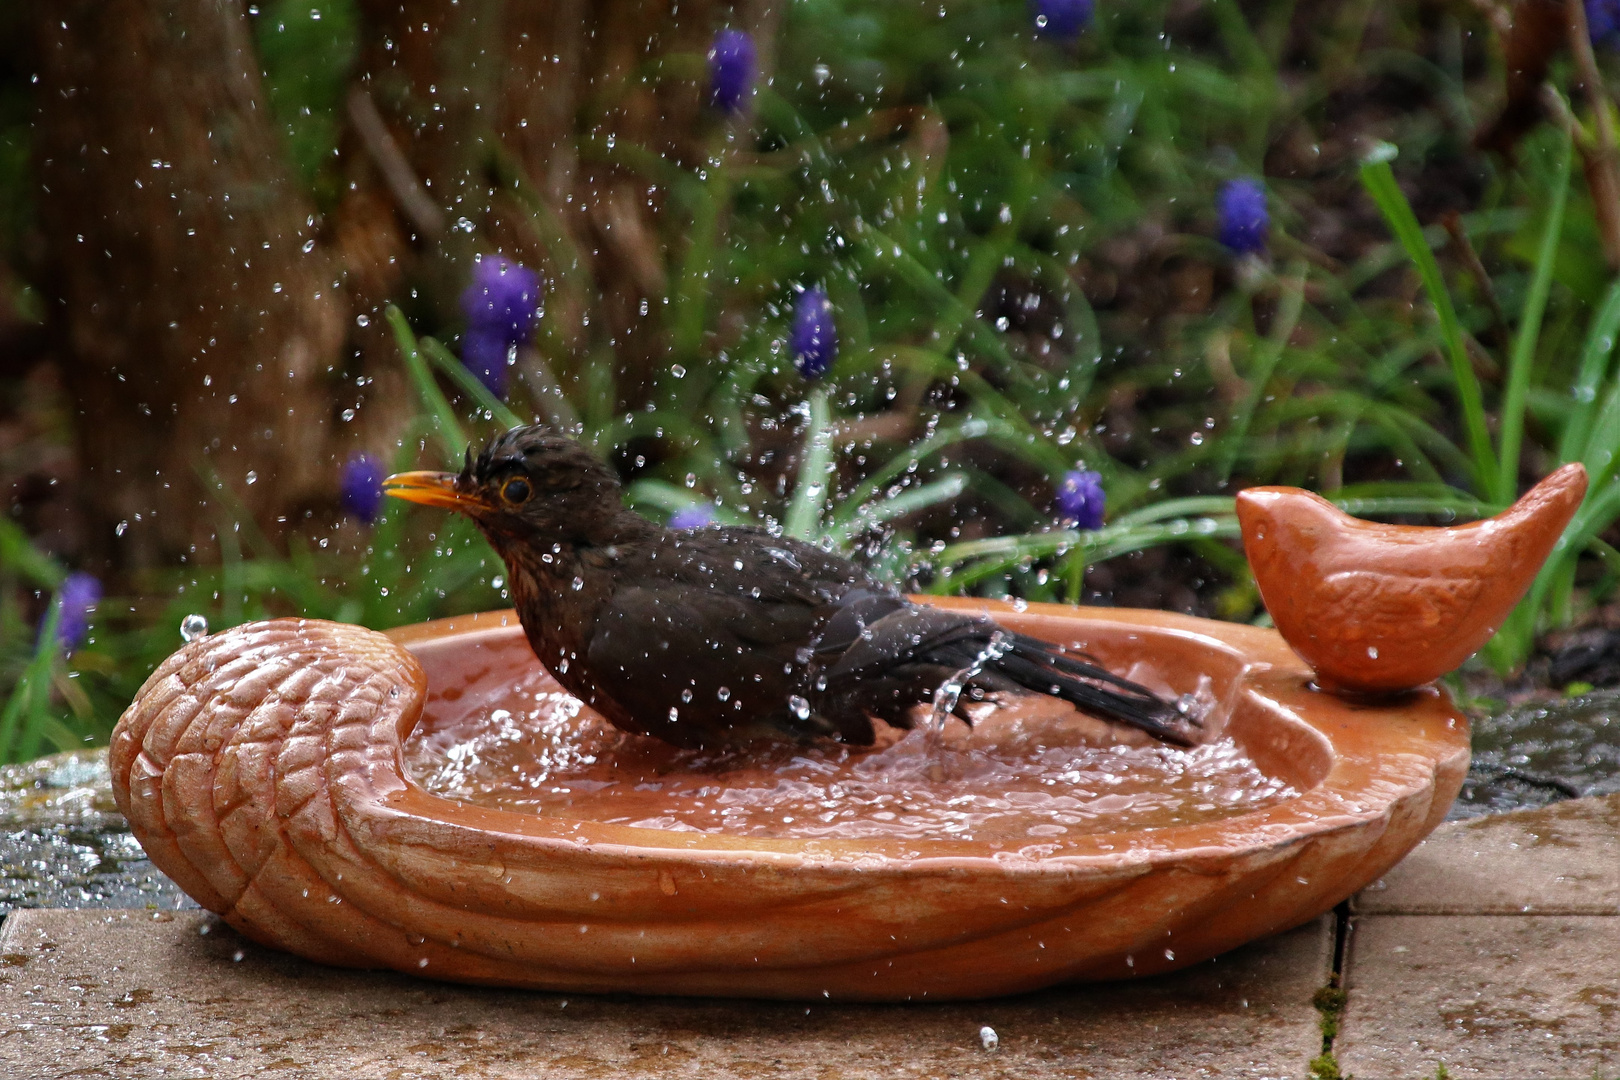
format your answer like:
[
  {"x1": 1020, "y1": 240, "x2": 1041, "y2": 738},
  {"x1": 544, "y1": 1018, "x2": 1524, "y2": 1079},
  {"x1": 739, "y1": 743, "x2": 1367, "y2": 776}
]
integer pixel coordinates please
[{"x1": 501, "y1": 477, "x2": 532, "y2": 505}]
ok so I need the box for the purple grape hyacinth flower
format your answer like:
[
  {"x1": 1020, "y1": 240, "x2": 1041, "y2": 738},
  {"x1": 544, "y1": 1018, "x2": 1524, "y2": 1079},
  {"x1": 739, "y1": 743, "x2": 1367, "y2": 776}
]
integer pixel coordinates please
[
  {"x1": 340, "y1": 452, "x2": 386, "y2": 524},
  {"x1": 1590, "y1": 0, "x2": 1620, "y2": 49},
  {"x1": 1056, "y1": 470, "x2": 1105, "y2": 531},
  {"x1": 51, "y1": 572, "x2": 102, "y2": 654},
  {"x1": 668, "y1": 503, "x2": 715, "y2": 530},
  {"x1": 1030, "y1": 0, "x2": 1094, "y2": 39},
  {"x1": 709, "y1": 28, "x2": 756, "y2": 114},
  {"x1": 790, "y1": 288, "x2": 837, "y2": 379},
  {"x1": 1216, "y1": 178, "x2": 1269, "y2": 255},
  {"x1": 461, "y1": 256, "x2": 541, "y2": 398}
]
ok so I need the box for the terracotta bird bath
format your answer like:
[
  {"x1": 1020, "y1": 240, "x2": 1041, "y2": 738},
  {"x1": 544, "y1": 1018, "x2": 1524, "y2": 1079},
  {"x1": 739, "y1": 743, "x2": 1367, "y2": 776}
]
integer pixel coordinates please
[{"x1": 111, "y1": 599, "x2": 1471, "y2": 1001}]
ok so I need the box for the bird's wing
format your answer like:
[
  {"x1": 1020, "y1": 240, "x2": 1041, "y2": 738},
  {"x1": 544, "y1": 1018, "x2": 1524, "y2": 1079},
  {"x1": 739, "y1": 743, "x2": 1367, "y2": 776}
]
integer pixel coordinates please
[{"x1": 581, "y1": 533, "x2": 874, "y2": 744}]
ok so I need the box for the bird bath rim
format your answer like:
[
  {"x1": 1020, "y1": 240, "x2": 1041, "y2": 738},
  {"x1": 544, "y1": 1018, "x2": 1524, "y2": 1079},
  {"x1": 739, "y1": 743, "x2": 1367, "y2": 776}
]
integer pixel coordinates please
[{"x1": 112, "y1": 599, "x2": 1468, "y2": 999}]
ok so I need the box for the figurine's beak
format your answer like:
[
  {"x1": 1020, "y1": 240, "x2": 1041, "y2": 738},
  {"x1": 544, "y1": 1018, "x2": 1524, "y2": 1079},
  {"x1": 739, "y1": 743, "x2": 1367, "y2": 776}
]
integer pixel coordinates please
[{"x1": 383, "y1": 471, "x2": 485, "y2": 512}]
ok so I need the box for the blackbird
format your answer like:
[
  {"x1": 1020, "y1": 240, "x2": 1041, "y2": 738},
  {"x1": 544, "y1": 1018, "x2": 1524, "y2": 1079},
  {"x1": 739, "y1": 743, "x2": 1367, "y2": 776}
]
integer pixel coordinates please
[{"x1": 384, "y1": 426, "x2": 1191, "y2": 748}]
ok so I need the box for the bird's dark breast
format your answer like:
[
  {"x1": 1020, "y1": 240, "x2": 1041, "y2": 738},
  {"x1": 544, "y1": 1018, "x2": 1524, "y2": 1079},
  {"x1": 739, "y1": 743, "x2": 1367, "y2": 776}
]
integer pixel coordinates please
[
  {"x1": 501, "y1": 546, "x2": 618, "y2": 711},
  {"x1": 581, "y1": 588, "x2": 815, "y2": 745}
]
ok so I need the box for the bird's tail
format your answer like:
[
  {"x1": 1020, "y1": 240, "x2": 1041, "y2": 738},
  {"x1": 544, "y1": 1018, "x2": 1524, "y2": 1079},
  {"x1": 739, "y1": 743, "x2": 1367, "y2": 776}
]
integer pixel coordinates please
[
  {"x1": 992, "y1": 633, "x2": 1195, "y2": 745},
  {"x1": 817, "y1": 596, "x2": 1197, "y2": 746},
  {"x1": 921, "y1": 630, "x2": 1195, "y2": 746}
]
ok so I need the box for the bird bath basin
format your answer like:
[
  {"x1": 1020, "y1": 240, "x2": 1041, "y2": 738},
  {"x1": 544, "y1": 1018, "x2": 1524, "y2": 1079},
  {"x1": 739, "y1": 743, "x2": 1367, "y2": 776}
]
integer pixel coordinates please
[{"x1": 111, "y1": 599, "x2": 1468, "y2": 1001}]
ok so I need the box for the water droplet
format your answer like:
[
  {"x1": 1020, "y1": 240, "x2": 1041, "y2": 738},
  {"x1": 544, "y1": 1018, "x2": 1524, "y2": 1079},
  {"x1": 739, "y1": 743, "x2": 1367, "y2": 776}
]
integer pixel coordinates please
[
  {"x1": 789, "y1": 695, "x2": 811, "y2": 721},
  {"x1": 717, "y1": 687, "x2": 731, "y2": 702},
  {"x1": 180, "y1": 614, "x2": 210, "y2": 642},
  {"x1": 979, "y1": 1026, "x2": 998, "y2": 1051}
]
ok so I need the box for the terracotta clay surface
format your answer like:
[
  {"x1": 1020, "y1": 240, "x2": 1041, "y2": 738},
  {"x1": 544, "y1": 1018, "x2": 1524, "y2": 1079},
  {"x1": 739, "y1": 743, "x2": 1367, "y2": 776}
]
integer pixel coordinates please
[
  {"x1": 109, "y1": 602, "x2": 1469, "y2": 1001},
  {"x1": 1237, "y1": 464, "x2": 1587, "y2": 694}
]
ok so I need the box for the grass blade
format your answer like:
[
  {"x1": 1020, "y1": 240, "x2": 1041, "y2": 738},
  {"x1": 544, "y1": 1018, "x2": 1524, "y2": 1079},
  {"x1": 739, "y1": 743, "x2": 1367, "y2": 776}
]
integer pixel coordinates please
[
  {"x1": 0, "y1": 518, "x2": 65, "y2": 588},
  {"x1": 622, "y1": 479, "x2": 752, "y2": 527},
  {"x1": 0, "y1": 599, "x2": 60, "y2": 763},
  {"x1": 1218, "y1": 261, "x2": 1307, "y2": 482},
  {"x1": 419, "y1": 335, "x2": 528, "y2": 431},
  {"x1": 832, "y1": 474, "x2": 968, "y2": 548},
  {"x1": 1360, "y1": 155, "x2": 1495, "y2": 491},
  {"x1": 829, "y1": 418, "x2": 991, "y2": 533},
  {"x1": 386, "y1": 304, "x2": 467, "y2": 459},
  {"x1": 1560, "y1": 276, "x2": 1620, "y2": 462},
  {"x1": 783, "y1": 388, "x2": 834, "y2": 540},
  {"x1": 1496, "y1": 130, "x2": 1572, "y2": 503}
]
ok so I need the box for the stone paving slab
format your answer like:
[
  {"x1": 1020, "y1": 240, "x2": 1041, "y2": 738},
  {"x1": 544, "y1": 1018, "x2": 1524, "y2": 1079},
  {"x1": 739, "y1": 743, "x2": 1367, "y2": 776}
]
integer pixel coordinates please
[
  {"x1": 1336, "y1": 914, "x2": 1620, "y2": 1080},
  {"x1": 0, "y1": 909, "x2": 1332, "y2": 1080},
  {"x1": 1353, "y1": 792, "x2": 1620, "y2": 916}
]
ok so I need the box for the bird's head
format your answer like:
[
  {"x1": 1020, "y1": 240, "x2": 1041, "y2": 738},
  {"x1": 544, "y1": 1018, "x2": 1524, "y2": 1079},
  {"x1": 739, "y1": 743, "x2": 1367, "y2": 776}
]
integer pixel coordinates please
[{"x1": 383, "y1": 426, "x2": 638, "y2": 551}]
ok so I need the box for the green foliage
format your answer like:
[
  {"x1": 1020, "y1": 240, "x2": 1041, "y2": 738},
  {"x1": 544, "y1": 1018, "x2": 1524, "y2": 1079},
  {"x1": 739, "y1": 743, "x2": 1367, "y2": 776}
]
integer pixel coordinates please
[
  {"x1": 495, "y1": 0, "x2": 1620, "y2": 620},
  {"x1": 254, "y1": 0, "x2": 359, "y2": 196},
  {"x1": 1308, "y1": 983, "x2": 1348, "y2": 1079},
  {"x1": 1362, "y1": 134, "x2": 1620, "y2": 671},
  {"x1": 1308, "y1": 1053, "x2": 1344, "y2": 1080},
  {"x1": 11, "y1": 0, "x2": 1620, "y2": 758},
  {"x1": 0, "y1": 430, "x2": 506, "y2": 765}
]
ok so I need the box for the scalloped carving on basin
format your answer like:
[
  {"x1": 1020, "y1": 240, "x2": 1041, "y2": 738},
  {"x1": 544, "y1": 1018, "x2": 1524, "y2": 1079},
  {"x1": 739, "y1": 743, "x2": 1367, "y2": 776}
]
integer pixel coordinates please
[{"x1": 109, "y1": 600, "x2": 1468, "y2": 1001}]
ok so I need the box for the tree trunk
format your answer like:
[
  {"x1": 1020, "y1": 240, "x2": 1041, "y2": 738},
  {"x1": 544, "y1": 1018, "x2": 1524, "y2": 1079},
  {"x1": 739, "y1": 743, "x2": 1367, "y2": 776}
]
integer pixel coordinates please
[{"x1": 33, "y1": 0, "x2": 349, "y2": 571}]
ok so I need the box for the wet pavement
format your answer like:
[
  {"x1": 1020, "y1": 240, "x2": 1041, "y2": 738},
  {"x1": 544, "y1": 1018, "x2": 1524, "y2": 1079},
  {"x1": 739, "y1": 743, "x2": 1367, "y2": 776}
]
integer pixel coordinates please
[
  {"x1": 1451, "y1": 688, "x2": 1620, "y2": 819},
  {"x1": 0, "y1": 749, "x2": 1614, "y2": 1077},
  {"x1": 0, "y1": 751, "x2": 192, "y2": 918},
  {"x1": 1344, "y1": 792, "x2": 1620, "y2": 1078},
  {"x1": 0, "y1": 909, "x2": 1330, "y2": 1080}
]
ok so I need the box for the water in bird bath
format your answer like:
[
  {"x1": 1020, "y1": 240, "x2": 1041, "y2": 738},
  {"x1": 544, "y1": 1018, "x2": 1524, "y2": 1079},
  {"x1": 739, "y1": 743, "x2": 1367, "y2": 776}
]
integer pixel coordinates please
[{"x1": 400, "y1": 631, "x2": 1298, "y2": 842}]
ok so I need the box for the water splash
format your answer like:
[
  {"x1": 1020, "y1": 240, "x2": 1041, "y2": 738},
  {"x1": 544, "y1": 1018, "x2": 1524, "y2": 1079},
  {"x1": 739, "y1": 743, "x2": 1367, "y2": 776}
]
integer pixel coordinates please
[
  {"x1": 180, "y1": 614, "x2": 210, "y2": 643},
  {"x1": 925, "y1": 632, "x2": 1011, "y2": 778}
]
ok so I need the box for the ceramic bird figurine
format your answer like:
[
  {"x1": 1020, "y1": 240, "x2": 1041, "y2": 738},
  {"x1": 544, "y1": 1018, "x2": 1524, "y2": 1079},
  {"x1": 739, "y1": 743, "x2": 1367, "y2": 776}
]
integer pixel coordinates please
[
  {"x1": 385, "y1": 426, "x2": 1193, "y2": 748},
  {"x1": 1237, "y1": 463, "x2": 1587, "y2": 693}
]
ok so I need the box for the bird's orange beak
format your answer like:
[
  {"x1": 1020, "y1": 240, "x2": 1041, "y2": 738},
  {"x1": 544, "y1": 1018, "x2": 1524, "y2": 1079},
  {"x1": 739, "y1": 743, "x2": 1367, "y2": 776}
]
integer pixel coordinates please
[{"x1": 383, "y1": 471, "x2": 486, "y2": 513}]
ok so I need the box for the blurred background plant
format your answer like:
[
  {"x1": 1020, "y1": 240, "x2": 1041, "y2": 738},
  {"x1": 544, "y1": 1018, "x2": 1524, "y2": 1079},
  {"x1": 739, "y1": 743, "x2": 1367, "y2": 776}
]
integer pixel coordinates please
[{"x1": 6, "y1": 0, "x2": 1620, "y2": 761}]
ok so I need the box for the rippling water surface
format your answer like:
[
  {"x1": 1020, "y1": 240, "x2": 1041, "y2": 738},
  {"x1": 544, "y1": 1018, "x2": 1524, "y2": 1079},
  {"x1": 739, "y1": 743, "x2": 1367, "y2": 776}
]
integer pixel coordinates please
[{"x1": 402, "y1": 658, "x2": 1299, "y2": 843}]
